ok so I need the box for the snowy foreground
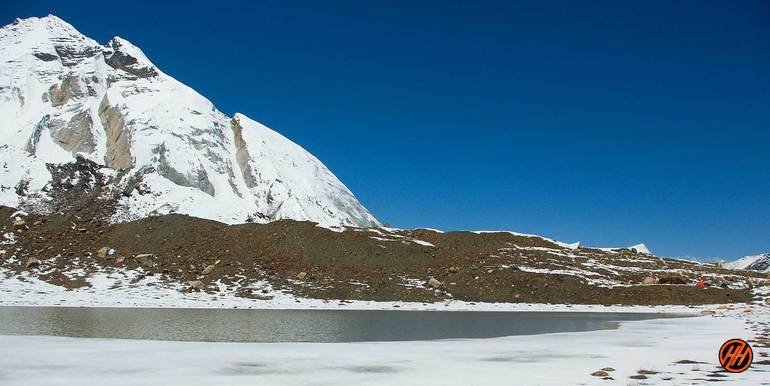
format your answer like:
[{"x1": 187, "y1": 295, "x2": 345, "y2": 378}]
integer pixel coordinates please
[
  {"x1": 1, "y1": 271, "x2": 769, "y2": 385},
  {"x1": 0, "y1": 307, "x2": 768, "y2": 386}
]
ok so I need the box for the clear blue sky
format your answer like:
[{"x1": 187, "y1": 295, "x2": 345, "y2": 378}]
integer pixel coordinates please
[{"x1": 4, "y1": 1, "x2": 769, "y2": 260}]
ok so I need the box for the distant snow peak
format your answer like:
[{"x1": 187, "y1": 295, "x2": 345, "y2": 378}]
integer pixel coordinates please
[
  {"x1": 725, "y1": 253, "x2": 770, "y2": 273},
  {"x1": 629, "y1": 243, "x2": 650, "y2": 255},
  {"x1": 564, "y1": 241, "x2": 581, "y2": 250},
  {"x1": 0, "y1": 15, "x2": 379, "y2": 228}
]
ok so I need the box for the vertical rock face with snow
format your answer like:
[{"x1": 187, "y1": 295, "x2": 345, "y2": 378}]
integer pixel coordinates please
[{"x1": 0, "y1": 15, "x2": 379, "y2": 227}]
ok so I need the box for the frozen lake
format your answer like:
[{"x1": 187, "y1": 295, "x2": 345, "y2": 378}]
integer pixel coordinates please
[
  {"x1": 0, "y1": 306, "x2": 682, "y2": 342},
  {"x1": 1, "y1": 312, "x2": 761, "y2": 386}
]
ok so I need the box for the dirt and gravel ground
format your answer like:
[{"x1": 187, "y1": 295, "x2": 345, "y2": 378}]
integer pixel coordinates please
[{"x1": 3, "y1": 203, "x2": 766, "y2": 306}]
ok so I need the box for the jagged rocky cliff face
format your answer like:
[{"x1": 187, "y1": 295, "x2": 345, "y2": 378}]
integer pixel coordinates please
[{"x1": 0, "y1": 15, "x2": 379, "y2": 227}]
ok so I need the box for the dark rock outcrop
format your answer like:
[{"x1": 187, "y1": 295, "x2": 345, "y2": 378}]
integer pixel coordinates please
[
  {"x1": 103, "y1": 39, "x2": 158, "y2": 78},
  {"x1": 33, "y1": 52, "x2": 58, "y2": 61}
]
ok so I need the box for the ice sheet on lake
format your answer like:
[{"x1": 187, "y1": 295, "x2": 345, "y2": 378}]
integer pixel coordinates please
[{"x1": 0, "y1": 309, "x2": 767, "y2": 385}]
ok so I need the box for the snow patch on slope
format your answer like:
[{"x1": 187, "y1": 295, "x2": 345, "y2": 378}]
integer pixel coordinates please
[
  {"x1": 472, "y1": 230, "x2": 581, "y2": 250},
  {"x1": 596, "y1": 243, "x2": 651, "y2": 254}
]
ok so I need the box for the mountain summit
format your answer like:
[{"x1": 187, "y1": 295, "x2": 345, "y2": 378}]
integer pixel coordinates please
[
  {"x1": 0, "y1": 15, "x2": 379, "y2": 227},
  {"x1": 724, "y1": 253, "x2": 770, "y2": 273}
]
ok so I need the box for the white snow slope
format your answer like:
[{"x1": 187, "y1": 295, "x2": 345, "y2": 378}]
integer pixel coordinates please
[
  {"x1": 725, "y1": 253, "x2": 770, "y2": 273},
  {"x1": 0, "y1": 15, "x2": 379, "y2": 227}
]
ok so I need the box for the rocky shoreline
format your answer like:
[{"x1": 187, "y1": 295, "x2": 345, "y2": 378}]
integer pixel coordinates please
[{"x1": 3, "y1": 206, "x2": 767, "y2": 307}]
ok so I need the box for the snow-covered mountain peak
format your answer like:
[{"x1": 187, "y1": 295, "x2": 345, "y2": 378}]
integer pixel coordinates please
[
  {"x1": 1, "y1": 15, "x2": 100, "y2": 67},
  {"x1": 724, "y1": 253, "x2": 770, "y2": 273},
  {"x1": 629, "y1": 243, "x2": 650, "y2": 254},
  {"x1": 6, "y1": 14, "x2": 81, "y2": 37},
  {"x1": 0, "y1": 15, "x2": 379, "y2": 228}
]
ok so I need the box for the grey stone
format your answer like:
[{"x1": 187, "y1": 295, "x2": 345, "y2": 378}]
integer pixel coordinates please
[
  {"x1": 24, "y1": 115, "x2": 50, "y2": 154},
  {"x1": 98, "y1": 95, "x2": 133, "y2": 169},
  {"x1": 230, "y1": 118, "x2": 258, "y2": 188},
  {"x1": 48, "y1": 75, "x2": 84, "y2": 107},
  {"x1": 188, "y1": 280, "x2": 205, "y2": 290},
  {"x1": 426, "y1": 277, "x2": 442, "y2": 289},
  {"x1": 49, "y1": 110, "x2": 96, "y2": 155},
  {"x1": 135, "y1": 253, "x2": 155, "y2": 266},
  {"x1": 33, "y1": 52, "x2": 58, "y2": 62},
  {"x1": 153, "y1": 143, "x2": 215, "y2": 196},
  {"x1": 96, "y1": 247, "x2": 109, "y2": 258},
  {"x1": 54, "y1": 44, "x2": 100, "y2": 67},
  {"x1": 201, "y1": 264, "x2": 216, "y2": 275},
  {"x1": 25, "y1": 258, "x2": 41, "y2": 269}
]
